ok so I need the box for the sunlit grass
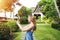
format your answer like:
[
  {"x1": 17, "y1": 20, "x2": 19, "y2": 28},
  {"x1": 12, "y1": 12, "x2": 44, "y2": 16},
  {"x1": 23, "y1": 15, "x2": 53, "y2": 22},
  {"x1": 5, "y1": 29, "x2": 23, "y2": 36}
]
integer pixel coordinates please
[
  {"x1": 34, "y1": 24, "x2": 60, "y2": 40},
  {"x1": 13, "y1": 32, "x2": 21, "y2": 40}
]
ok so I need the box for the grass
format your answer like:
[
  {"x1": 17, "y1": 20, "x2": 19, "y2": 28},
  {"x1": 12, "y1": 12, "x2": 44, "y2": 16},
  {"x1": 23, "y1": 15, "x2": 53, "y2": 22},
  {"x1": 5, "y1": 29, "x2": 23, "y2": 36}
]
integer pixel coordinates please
[
  {"x1": 34, "y1": 24, "x2": 60, "y2": 40},
  {"x1": 13, "y1": 32, "x2": 21, "y2": 40},
  {"x1": 13, "y1": 25, "x2": 25, "y2": 40}
]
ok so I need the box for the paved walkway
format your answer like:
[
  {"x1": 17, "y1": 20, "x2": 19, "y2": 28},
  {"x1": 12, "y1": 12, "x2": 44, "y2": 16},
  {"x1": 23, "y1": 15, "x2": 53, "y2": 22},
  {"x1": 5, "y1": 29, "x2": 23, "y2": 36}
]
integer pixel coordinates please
[{"x1": 21, "y1": 32, "x2": 26, "y2": 40}]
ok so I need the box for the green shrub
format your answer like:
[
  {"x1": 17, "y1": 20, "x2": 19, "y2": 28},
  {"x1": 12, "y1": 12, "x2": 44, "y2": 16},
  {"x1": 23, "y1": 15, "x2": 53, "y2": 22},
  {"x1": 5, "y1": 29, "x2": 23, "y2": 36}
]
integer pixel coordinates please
[
  {"x1": 43, "y1": 16, "x2": 54, "y2": 24},
  {"x1": 51, "y1": 18, "x2": 60, "y2": 31},
  {"x1": 7, "y1": 20, "x2": 19, "y2": 32},
  {"x1": 0, "y1": 22, "x2": 10, "y2": 40},
  {"x1": 52, "y1": 23, "x2": 60, "y2": 31},
  {"x1": 19, "y1": 17, "x2": 28, "y2": 24}
]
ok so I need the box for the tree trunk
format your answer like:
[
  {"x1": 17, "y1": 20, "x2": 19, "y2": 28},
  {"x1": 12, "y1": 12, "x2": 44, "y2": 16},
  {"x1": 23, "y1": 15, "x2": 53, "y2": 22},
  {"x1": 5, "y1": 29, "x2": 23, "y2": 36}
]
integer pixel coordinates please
[{"x1": 54, "y1": 0, "x2": 60, "y2": 18}]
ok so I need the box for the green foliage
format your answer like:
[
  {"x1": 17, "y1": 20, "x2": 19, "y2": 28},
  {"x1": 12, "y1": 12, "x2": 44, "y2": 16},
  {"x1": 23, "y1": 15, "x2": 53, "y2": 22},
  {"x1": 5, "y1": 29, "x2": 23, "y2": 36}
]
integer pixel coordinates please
[
  {"x1": 18, "y1": 6, "x2": 32, "y2": 24},
  {"x1": 7, "y1": 20, "x2": 19, "y2": 32},
  {"x1": 36, "y1": 17, "x2": 45, "y2": 24},
  {"x1": 38, "y1": 0, "x2": 58, "y2": 18},
  {"x1": 18, "y1": 6, "x2": 32, "y2": 17},
  {"x1": 43, "y1": 16, "x2": 54, "y2": 23},
  {"x1": 0, "y1": 22, "x2": 10, "y2": 40},
  {"x1": 56, "y1": 0, "x2": 60, "y2": 11},
  {"x1": 52, "y1": 23, "x2": 60, "y2": 31},
  {"x1": 13, "y1": 32, "x2": 21, "y2": 40},
  {"x1": 38, "y1": 0, "x2": 58, "y2": 23},
  {"x1": 52, "y1": 18, "x2": 60, "y2": 31},
  {"x1": 19, "y1": 16, "x2": 28, "y2": 24},
  {"x1": 18, "y1": 6, "x2": 26, "y2": 17}
]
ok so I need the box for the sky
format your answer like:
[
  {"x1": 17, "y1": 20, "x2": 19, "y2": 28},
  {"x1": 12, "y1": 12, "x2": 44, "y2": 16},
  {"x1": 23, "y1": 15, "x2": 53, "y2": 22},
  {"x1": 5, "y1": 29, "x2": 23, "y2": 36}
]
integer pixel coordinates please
[
  {"x1": 0, "y1": 0, "x2": 40, "y2": 18},
  {"x1": 19, "y1": 0, "x2": 40, "y2": 8}
]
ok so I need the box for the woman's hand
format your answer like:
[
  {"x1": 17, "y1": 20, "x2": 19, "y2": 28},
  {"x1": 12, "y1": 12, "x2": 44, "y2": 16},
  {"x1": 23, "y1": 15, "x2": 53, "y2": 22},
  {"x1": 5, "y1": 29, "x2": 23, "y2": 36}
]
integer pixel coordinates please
[
  {"x1": 16, "y1": 20, "x2": 23, "y2": 31},
  {"x1": 16, "y1": 20, "x2": 20, "y2": 24}
]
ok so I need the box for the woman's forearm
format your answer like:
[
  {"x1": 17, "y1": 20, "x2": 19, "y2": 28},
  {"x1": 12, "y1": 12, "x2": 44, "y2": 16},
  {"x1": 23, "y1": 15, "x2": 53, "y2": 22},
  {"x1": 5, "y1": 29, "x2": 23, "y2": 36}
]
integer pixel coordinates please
[
  {"x1": 17, "y1": 21, "x2": 34, "y2": 32},
  {"x1": 17, "y1": 22, "x2": 23, "y2": 30}
]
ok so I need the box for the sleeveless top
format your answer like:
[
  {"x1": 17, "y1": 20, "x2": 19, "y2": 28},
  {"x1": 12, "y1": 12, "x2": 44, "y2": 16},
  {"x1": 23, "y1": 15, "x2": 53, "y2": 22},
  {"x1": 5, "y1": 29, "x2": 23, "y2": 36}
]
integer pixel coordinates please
[{"x1": 25, "y1": 24, "x2": 36, "y2": 40}]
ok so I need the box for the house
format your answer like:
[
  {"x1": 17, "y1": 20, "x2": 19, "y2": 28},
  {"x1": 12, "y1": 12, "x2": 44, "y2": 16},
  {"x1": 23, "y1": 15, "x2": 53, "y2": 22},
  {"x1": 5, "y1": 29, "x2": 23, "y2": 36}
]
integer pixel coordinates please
[
  {"x1": 32, "y1": 5, "x2": 44, "y2": 20},
  {"x1": 0, "y1": 10, "x2": 7, "y2": 22}
]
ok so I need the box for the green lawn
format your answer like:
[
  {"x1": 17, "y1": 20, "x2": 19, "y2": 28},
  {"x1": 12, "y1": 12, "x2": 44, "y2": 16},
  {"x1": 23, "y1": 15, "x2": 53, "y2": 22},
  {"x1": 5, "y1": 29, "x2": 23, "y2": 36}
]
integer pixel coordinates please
[
  {"x1": 13, "y1": 32, "x2": 21, "y2": 40},
  {"x1": 13, "y1": 25, "x2": 25, "y2": 40},
  {"x1": 34, "y1": 24, "x2": 60, "y2": 40}
]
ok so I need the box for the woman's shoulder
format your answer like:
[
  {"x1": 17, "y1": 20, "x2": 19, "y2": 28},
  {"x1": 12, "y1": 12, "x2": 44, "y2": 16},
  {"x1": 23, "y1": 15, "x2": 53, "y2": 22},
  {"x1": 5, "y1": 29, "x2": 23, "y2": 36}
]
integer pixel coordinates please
[
  {"x1": 27, "y1": 23, "x2": 36, "y2": 27},
  {"x1": 27, "y1": 24, "x2": 34, "y2": 27}
]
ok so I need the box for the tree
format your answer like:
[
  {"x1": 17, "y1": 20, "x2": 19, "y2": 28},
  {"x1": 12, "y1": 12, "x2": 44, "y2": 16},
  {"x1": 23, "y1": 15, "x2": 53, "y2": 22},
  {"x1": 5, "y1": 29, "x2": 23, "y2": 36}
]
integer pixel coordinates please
[
  {"x1": 18, "y1": 6, "x2": 32, "y2": 24},
  {"x1": 18, "y1": 6, "x2": 32, "y2": 17},
  {"x1": 53, "y1": 0, "x2": 60, "y2": 18},
  {"x1": 56, "y1": 0, "x2": 60, "y2": 10},
  {"x1": 38, "y1": 0, "x2": 58, "y2": 18},
  {"x1": 38, "y1": 0, "x2": 59, "y2": 23}
]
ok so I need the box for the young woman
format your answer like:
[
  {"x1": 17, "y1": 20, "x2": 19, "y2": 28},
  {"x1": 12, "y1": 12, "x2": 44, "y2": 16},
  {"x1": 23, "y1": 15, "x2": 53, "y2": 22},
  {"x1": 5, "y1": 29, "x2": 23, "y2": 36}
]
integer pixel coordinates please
[{"x1": 16, "y1": 15, "x2": 36, "y2": 40}]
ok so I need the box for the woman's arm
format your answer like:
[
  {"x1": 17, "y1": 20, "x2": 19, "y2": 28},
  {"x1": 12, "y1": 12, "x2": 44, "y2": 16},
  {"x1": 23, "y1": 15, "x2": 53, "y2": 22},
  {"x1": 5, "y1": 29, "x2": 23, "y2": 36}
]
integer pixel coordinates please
[
  {"x1": 16, "y1": 21, "x2": 34, "y2": 32},
  {"x1": 16, "y1": 21, "x2": 23, "y2": 30}
]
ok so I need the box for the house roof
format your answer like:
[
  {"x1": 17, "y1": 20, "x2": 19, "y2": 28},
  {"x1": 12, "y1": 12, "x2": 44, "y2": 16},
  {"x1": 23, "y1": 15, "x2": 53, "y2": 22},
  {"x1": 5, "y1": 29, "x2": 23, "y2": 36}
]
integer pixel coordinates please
[{"x1": 33, "y1": 5, "x2": 40, "y2": 13}]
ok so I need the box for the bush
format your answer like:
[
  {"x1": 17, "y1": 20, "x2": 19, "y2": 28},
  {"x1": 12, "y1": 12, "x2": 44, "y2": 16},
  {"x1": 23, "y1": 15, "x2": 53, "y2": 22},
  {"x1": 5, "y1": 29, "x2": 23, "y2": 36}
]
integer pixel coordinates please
[
  {"x1": 7, "y1": 20, "x2": 19, "y2": 32},
  {"x1": 43, "y1": 16, "x2": 54, "y2": 24},
  {"x1": 52, "y1": 23, "x2": 60, "y2": 31},
  {"x1": 51, "y1": 18, "x2": 60, "y2": 31},
  {"x1": 19, "y1": 17, "x2": 28, "y2": 24},
  {"x1": 0, "y1": 22, "x2": 10, "y2": 40}
]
